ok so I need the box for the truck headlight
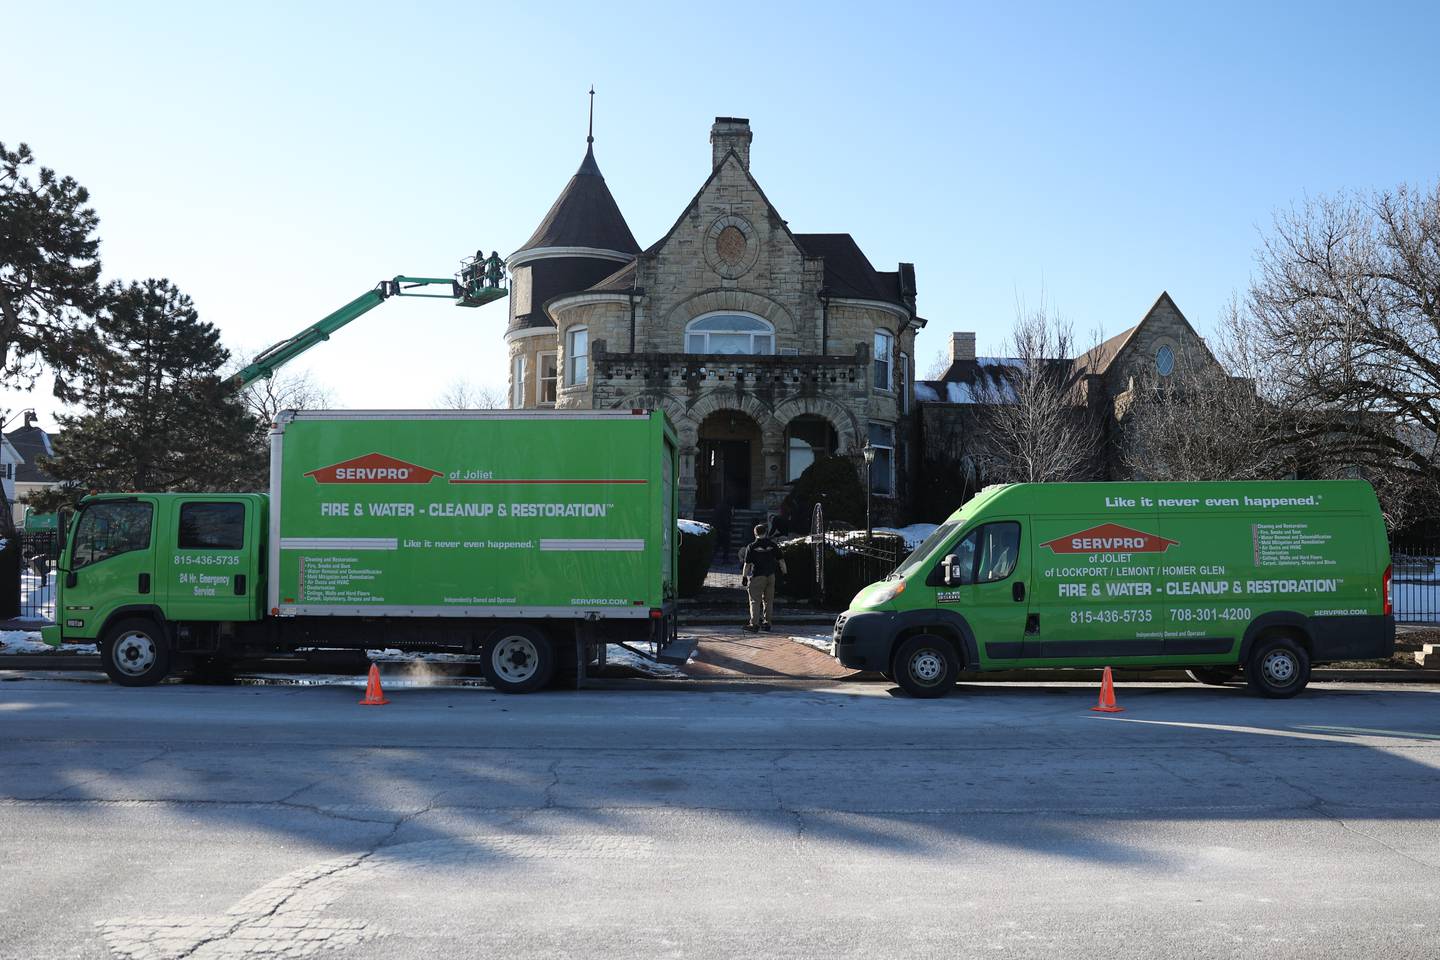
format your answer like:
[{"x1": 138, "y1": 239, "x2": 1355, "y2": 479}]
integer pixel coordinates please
[{"x1": 865, "y1": 580, "x2": 906, "y2": 607}]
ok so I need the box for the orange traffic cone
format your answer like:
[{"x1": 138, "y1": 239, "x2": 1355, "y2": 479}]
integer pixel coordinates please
[
  {"x1": 1090, "y1": 666, "x2": 1124, "y2": 713},
  {"x1": 359, "y1": 663, "x2": 389, "y2": 706}
]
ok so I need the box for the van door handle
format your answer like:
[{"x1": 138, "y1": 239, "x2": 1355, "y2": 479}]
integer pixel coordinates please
[
  {"x1": 234, "y1": 574, "x2": 247, "y2": 596},
  {"x1": 1012, "y1": 581, "x2": 1025, "y2": 602},
  {"x1": 138, "y1": 573, "x2": 151, "y2": 595}
]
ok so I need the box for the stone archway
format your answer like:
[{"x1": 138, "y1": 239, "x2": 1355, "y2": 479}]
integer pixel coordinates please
[{"x1": 771, "y1": 395, "x2": 861, "y2": 454}]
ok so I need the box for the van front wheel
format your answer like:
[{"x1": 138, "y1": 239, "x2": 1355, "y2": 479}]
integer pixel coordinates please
[
  {"x1": 892, "y1": 634, "x2": 959, "y2": 699},
  {"x1": 1245, "y1": 636, "x2": 1310, "y2": 699},
  {"x1": 100, "y1": 618, "x2": 172, "y2": 687}
]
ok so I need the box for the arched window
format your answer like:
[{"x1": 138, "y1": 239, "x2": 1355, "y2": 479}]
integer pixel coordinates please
[{"x1": 685, "y1": 313, "x2": 774, "y2": 355}]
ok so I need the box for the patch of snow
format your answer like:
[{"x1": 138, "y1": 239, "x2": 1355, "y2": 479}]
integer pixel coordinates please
[
  {"x1": 913, "y1": 383, "x2": 940, "y2": 402},
  {"x1": 678, "y1": 518, "x2": 712, "y2": 536},
  {"x1": 606, "y1": 645, "x2": 685, "y2": 678},
  {"x1": 0, "y1": 630, "x2": 93, "y2": 655},
  {"x1": 788, "y1": 633, "x2": 835, "y2": 655}
]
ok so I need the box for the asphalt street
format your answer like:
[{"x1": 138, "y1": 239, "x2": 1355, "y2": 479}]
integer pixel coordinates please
[{"x1": 2, "y1": 673, "x2": 1439, "y2": 959}]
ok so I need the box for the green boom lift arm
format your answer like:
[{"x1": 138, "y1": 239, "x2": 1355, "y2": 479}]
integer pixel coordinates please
[{"x1": 228, "y1": 269, "x2": 507, "y2": 389}]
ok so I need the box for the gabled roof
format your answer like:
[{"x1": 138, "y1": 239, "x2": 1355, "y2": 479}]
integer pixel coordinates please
[
  {"x1": 1072, "y1": 291, "x2": 1198, "y2": 376},
  {"x1": 4, "y1": 425, "x2": 57, "y2": 484},
  {"x1": 793, "y1": 234, "x2": 905, "y2": 306},
  {"x1": 518, "y1": 144, "x2": 641, "y2": 255},
  {"x1": 588, "y1": 259, "x2": 639, "y2": 293}
]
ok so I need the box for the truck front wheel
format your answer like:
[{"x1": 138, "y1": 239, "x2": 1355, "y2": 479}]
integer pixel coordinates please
[
  {"x1": 892, "y1": 634, "x2": 959, "y2": 699},
  {"x1": 1246, "y1": 636, "x2": 1310, "y2": 699},
  {"x1": 483, "y1": 627, "x2": 555, "y2": 694},
  {"x1": 100, "y1": 618, "x2": 172, "y2": 687}
]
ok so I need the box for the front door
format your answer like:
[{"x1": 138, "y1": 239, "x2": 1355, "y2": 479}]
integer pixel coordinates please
[
  {"x1": 927, "y1": 518, "x2": 1032, "y2": 665},
  {"x1": 61, "y1": 498, "x2": 157, "y2": 639},
  {"x1": 697, "y1": 439, "x2": 751, "y2": 509},
  {"x1": 165, "y1": 499, "x2": 253, "y2": 621}
]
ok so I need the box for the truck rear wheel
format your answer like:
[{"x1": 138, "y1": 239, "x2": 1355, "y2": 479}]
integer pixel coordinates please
[
  {"x1": 1187, "y1": 667, "x2": 1240, "y2": 686},
  {"x1": 483, "y1": 627, "x2": 555, "y2": 694},
  {"x1": 1245, "y1": 636, "x2": 1310, "y2": 698},
  {"x1": 892, "y1": 634, "x2": 958, "y2": 699},
  {"x1": 100, "y1": 618, "x2": 172, "y2": 687}
]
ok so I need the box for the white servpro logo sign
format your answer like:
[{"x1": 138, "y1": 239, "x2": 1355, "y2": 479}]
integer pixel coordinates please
[{"x1": 305, "y1": 453, "x2": 443, "y2": 484}]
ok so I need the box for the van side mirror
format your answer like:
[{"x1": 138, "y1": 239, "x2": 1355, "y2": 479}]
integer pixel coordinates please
[{"x1": 942, "y1": 553, "x2": 959, "y2": 586}]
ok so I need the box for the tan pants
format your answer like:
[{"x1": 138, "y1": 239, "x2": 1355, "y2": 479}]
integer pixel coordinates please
[{"x1": 746, "y1": 574, "x2": 776, "y2": 627}]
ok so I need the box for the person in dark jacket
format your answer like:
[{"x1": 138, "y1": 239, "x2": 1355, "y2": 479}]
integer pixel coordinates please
[{"x1": 739, "y1": 523, "x2": 788, "y2": 632}]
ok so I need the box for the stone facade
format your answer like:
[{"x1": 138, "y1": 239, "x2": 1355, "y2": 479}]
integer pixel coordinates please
[{"x1": 506, "y1": 117, "x2": 923, "y2": 522}]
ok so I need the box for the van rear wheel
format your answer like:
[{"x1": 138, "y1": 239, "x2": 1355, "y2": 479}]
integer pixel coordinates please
[
  {"x1": 100, "y1": 618, "x2": 171, "y2": 687},
  {"x1": 1187, "y1": 667, "x2": 1239, "y2": 686},
  {"x1": 1245, "y1": 636, "x2": 1310, "y2": 698},
  {"x1": 892, "y1": 634, "x2": 959, "y2": 699},
  {"x1": 482, "y1": 627, "x2": 555, "y2": 694}
]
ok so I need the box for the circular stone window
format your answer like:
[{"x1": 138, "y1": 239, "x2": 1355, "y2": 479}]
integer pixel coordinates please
[
  {"x1": 1155, "y1": 344, "x2": 1175, "y2": 377},
  {"x1": 703, "y1": 214, "x2": 759, "y2": 279}
]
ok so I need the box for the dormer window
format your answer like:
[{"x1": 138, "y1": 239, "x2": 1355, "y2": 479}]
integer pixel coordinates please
[{"x1": 685, "y1": 313, "x2": 774, "y2": 355}]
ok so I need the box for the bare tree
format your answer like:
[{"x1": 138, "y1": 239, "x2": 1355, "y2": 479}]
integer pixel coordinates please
[
  {"x1": 923, "y1": 349, "x2": 950, "y2": 380},
  {"x1": 437, "y1": 379, "x2": 506, "y2": 410},
  {"x1": 236, "y1": 364, "x2": 334, "y2": 424},
  {"x1": 1120, "y1": 300, "x2": 1292, "y2": 481},
  {"x1": 977, "y1": 304, "x2": 1103, "y2": 483},
  {"x1": 1246, "y1": 181, "x2": 1440, "y2": 525}
]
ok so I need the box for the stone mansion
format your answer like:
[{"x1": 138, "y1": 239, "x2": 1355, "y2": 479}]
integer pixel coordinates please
[
  {"x1": 504, "y1": 117, "x2": 921, "y2": 524},
  {"x1": 503, "y1": 113, "x2": 1223, "y2": 526}
]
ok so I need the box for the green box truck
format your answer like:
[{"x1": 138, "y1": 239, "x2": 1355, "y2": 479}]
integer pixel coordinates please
[
  {"x1": 42, "y1": 410, "x2": 686, "y2": 691},
  {"x1": 833, "y1": 480, "x2": 1395, "y2": 698}
]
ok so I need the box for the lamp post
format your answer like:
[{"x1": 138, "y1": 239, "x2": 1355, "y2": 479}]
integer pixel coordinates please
[{"x1": 861, "y1": 440, "x2": 875, "y2": 541}]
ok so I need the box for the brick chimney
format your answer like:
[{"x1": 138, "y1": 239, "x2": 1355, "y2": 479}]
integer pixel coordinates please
[
  {"x1": 710, "y1": 117, "x2": 752, "y2": 170},
  {"x1": 951, "y1": 332, "x2": 976, "y2": 363}
]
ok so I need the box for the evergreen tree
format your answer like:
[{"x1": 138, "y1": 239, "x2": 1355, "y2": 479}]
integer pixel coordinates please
[
  {"x1": 0, "y1": 142, "x2": 103, "y2": 390},
  {"x1": 39, "y1": 279, "x2": 265, "y2": 503}
]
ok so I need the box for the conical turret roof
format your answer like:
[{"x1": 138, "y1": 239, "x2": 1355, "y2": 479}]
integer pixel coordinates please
[{"x1": 518, "y1": 144, "x2": 640, "y2": 255}]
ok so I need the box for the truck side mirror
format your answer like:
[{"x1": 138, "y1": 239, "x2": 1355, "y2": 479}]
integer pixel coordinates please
[
  {"x1": 66, "y1": 570, "x2": 78, "y2": 589},
  {"x1": 942, "y1": 553, "x2": 959, "y2": 586}
]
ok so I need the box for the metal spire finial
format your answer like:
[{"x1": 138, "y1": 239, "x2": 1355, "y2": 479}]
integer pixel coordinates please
[{"x1": 587, "y1": 85, "x2": 595, "y2": 144}]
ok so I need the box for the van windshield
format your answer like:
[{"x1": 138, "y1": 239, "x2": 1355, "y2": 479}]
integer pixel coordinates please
[{"x1": 890, "y1": 520, "x2": 961, "y2": 579}]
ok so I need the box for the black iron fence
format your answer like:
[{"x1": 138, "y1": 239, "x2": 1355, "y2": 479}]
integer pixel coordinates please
[
  {"x1": 16, "y1": 529, "x2": 60, "y2": 623},
  {"x1": 1391, "y1": 539, "x2": 1438, "y2": 624}
]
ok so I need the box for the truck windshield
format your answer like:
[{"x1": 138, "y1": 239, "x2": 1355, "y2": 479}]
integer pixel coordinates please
[{"x1": 890, "y1": 520, "x2": 961, "y2": 579}]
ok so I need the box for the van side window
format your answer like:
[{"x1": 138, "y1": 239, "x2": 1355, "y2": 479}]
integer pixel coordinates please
[
  {"x1": 71, "y1": 502, "x2": 153, "y2": 570},
  {"x1": 976, "y1": 522, "x2": 1021, "y2": 583},
  {"x1": 178, "y1": 502, "x2": 245, "y2": 550}
]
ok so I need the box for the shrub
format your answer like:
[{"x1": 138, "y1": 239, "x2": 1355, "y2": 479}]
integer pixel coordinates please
[
  {"x1": 781, "y1": 455, "x2": 865, "y2": 530},
  {"x1": 677, "y1": 521, "x2": 716, "y2": 598}
]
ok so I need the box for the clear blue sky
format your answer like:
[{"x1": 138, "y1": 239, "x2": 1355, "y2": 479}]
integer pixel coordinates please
[{"x1": 5, "y1": 0, "x2": 1438, "y2": 429}]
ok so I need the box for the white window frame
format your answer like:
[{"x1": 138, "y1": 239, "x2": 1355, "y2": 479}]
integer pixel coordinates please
[
  {"x1": 565, "y1": 327, "x2": 588, "y2": 387},
  {"x1": 684, "y1": 312, "x2": 775, "y2": 355},
  {"x1": 868, "y1": 421, "x2": 896, "y2": 497},
  {"x1": 511, "y1": 355, "x2": 526, "y2": 408},
  {"x1": 874, "y1": 330, "x2": 895, "y2": 391},
  {"x1": 538, "y1": 351, "x2": 558, "y2": 406}
]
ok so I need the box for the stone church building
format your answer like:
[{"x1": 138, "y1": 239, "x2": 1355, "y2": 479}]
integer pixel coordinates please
[{"x1": 505, "y1": 117, "x2": 923, "y2": 528}]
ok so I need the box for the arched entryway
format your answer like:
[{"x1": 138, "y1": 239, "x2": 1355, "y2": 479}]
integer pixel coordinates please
[
  {"x1": 696, "y1": 409, "x2": 763, "y2": 510},
  {"x1": 785, "y1": 414, "x2": 839, "y2": 483}
]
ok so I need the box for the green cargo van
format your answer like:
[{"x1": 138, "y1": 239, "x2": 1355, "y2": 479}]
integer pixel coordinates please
[{"x1": 833, "y1": 481, "x2": 1394, "y2": 698}]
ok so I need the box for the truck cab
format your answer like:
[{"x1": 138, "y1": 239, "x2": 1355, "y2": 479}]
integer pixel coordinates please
[{"x1": 43, "y1": 493, "x2": 267, "y2": 684}]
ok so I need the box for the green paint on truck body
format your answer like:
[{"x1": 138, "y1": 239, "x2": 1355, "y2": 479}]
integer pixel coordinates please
[
  {"x1": 270, "y1": 410, "x2": 678, "y2": 618},
  {"x1": 836, "y1": 481, "x2": 1394, "y2": 678}
]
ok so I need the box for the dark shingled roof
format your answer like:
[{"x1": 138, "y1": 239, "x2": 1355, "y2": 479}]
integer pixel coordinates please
[
  {"x1": 5, "y1": 424, "x2": 57, "y2": 484},
  {"x1": 519, "y1": 145, "x2": 641, "y2": 255},
  {"x1": 588, "y1": 259, "x2": 639, "y2": 292},
  {"x1": 794, "y1": 234, "x2": 905, "y2": 306}
]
